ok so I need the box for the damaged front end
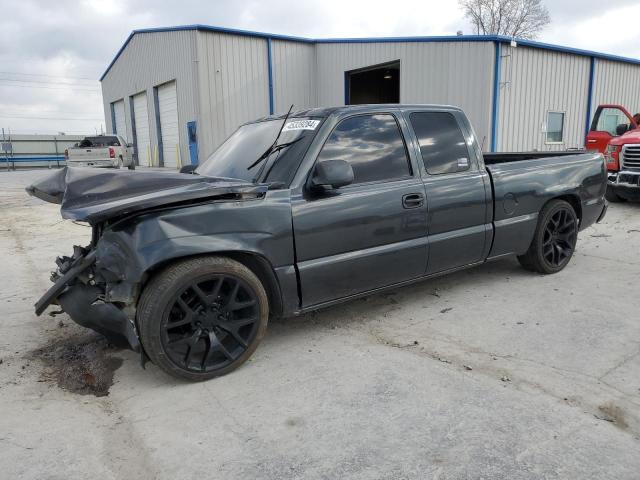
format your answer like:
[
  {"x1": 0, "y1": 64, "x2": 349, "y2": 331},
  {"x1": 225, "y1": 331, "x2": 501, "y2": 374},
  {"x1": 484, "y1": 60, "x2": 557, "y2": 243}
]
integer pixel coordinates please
[
  {"x1": 35, "y1": 242, "x2": 141, "y2": 351},
  {"x1": 29, "y1": 166, "x2": 269, "y2": 353}
]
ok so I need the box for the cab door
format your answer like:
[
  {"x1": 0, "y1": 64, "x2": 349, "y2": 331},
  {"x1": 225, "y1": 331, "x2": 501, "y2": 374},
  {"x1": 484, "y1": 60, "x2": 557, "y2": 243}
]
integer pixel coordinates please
[
  {"x1": 291, "y1": 113, "x2": 429, "y2": 308},
  {"x1": 586, "y1": 105, "x2": 637, "y2": 154},
  {"x1": 406, "y1": 110, "x2": 490, "y2": 274}
]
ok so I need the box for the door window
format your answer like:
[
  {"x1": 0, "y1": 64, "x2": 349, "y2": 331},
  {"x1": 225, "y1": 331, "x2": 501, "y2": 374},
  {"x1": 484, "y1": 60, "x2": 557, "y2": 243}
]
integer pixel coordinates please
[
  {"x1": 409, "y1": 112, "x2": 471, "y2": 174},
  {"x1": 596, "y1": 107, "x2": 631, "y2": 136},
  {"x1": 316, "y1": 114, "x2": 411, "y2": 184}
]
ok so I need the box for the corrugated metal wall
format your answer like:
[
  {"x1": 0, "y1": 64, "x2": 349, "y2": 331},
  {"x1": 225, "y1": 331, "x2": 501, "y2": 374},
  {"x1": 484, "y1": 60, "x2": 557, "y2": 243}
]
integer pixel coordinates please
[
  {"x1": 314, "y1": 41, "x2": 495, "y2": 147},
  {"x1": 101, "y1": 30, "x2": 198, "y2": 166},
  {"x1": 497, "y1": 45, "x2": 591, "y2": 151},
  {"x1": 101, "y1": 29, "x2": 640, "y2": 161},
  {"x1": 271, "y1": 39, "x2": 317, "y2": 112},
  {"x1": 196, "y1": 31, "x2": 271, "y2": 159},
  {"x1": 592, "y1": 59, "x2": 640, "y2": 117}
]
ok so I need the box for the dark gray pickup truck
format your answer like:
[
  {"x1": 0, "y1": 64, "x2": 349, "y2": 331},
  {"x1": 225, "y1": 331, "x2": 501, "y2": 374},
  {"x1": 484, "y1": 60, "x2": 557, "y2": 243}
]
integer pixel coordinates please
[{"x1": 29, "y1": 104, "x2": 607, "y2": 381}]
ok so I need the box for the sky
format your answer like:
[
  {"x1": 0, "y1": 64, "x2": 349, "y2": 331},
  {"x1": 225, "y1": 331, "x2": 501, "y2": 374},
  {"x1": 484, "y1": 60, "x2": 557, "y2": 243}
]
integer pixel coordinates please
[{"x1": 1, "y1": 0, "x2": 640, "y2": 135}]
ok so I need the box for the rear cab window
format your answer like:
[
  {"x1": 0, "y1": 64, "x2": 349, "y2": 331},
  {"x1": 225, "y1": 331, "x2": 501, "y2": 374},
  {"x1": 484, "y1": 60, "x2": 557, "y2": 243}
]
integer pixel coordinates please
[
  {"x1": 79, "y1": 136, "x2": 121, "y2": 148},
  {"x1": 316, "y1": 113, "x2": 412, "y2": 184},
  {"x1": 409, "y1": 112, "x2": 471, "y2": 175}
]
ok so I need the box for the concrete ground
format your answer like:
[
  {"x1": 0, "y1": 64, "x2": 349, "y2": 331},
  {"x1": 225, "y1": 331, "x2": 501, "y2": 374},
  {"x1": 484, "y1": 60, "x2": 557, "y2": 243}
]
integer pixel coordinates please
[{"x1": 1, "y1": 168, "x2": 638, "y2": 479}]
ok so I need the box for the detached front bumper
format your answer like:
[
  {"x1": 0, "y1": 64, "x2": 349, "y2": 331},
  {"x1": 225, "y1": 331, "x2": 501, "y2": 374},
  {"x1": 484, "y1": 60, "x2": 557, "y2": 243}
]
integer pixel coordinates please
[{"x1": 35, "y1": 247, "x2": 140, "y2": 351}]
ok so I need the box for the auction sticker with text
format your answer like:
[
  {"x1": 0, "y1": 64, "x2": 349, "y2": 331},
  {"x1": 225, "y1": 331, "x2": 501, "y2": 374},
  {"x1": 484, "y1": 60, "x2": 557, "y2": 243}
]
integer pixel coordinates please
[{"x1": 282, "y1": 120, "x2": 320, "y2": 131}]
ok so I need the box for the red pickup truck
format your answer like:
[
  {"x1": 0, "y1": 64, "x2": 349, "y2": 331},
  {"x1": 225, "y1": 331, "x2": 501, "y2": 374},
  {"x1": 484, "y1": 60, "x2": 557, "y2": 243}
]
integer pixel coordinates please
[{"x1": 586, "y1": 104, "x2": 640, "y2": 202}]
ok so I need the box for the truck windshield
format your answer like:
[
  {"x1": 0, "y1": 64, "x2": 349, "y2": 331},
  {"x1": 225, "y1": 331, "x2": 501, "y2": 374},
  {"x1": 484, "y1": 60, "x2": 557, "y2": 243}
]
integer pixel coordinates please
[{"x1": 195, "y1": 118, "x2": 321, "y2": 184}]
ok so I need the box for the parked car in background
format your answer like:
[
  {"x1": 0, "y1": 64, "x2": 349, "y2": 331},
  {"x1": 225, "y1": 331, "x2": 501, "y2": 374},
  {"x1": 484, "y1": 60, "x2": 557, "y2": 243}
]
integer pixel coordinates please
[
  {"x1": 29, "y1": 105, "x2": 607, "y2": 381},
  {"x1": 65, "y1": 135, "x2": 135, "y2": 169},
  {"x1": 585, "y1": 104, "x2": 640, "y2": 201}
]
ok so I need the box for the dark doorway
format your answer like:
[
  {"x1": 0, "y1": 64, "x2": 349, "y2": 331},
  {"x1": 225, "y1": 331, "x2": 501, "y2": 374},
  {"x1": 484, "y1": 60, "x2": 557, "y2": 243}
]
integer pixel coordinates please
[{"x1": 346, "y1": 61, "x2": 400, "y2": 105}]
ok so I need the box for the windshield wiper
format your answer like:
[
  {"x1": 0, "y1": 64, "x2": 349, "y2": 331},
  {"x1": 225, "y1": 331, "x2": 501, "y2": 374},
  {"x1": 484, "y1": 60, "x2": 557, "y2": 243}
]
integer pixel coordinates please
[{"x1": 246, "y1": 104, "x2": 294, "y2": 172}]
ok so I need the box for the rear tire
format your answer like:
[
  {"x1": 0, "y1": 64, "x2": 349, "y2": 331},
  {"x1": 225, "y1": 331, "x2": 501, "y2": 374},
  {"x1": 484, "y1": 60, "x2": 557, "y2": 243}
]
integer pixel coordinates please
[
  {"x1": 137, "y1": 256, "x2": 269, "y2": 381},
  {"x1": 517, "y1": 200, "x2": 578, "y2": 274},
  {"x1": 605, "y1": 186, "x2": 626, "y2": 203}
]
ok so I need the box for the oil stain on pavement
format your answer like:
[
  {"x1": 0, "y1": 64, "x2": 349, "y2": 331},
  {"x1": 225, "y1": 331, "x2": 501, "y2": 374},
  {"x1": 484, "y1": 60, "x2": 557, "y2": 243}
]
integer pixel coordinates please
[{"x1": 30, "y1": 332, "x2": 122, "y2": 397}]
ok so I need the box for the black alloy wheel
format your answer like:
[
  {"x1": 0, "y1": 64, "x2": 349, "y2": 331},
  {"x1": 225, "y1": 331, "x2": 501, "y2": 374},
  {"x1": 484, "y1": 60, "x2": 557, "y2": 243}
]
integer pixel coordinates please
[
  {"x1": 162, "y1": 275, "x2": 259, "y2": 372},
  {"x1": 541, "y1": 208, "x2": 577, "y2": 268},
  {"x1": 518, "y1": 200, "x2": 578, "y2": 274},
  {"x1": 138, "y1": 257, "x2": 269, "y2": 381}
]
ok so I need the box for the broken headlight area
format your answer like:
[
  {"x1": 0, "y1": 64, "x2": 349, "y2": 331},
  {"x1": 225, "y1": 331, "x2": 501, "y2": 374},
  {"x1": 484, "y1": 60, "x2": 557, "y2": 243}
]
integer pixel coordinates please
[{"x1": 36, "y1": 243, "x2": 141, "y2": 352}]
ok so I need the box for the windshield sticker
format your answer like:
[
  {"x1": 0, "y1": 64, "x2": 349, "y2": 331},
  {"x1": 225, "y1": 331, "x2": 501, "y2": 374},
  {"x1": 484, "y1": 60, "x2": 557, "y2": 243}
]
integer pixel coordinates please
[{"x1": 282, "y1": 120, "x2": 320, "y2": 131}]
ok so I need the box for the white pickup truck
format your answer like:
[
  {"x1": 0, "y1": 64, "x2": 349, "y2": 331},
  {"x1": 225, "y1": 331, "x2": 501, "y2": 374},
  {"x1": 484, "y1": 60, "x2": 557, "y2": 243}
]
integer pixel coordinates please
[{"x1": 65, "y1": 135, "x2": 135, "y2": 169}]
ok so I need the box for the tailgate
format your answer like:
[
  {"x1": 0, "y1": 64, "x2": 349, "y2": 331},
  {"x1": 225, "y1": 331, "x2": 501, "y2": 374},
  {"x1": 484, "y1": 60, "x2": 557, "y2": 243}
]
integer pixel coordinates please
[{"x1": 68, "y1": 147, "x2": 110, "y2": 161}]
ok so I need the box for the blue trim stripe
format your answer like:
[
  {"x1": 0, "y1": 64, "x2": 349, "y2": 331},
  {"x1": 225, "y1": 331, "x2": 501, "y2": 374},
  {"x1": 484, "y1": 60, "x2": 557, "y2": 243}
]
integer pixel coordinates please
[
  {"x1": 490, "y1": 41, "x2": 502, "y2": 152},
  {"x1": 99, "y1": 26, "x2": 640, "y2": 81},
  {"x1": 585, "y1": 57, "x2": 596, "y2": 137},
  {"x1": 1, "y1": 156, "x2": 64, "y2": 163},
  {"x1": 266, "y1": 38, "x2": 274, "y2": 115}
]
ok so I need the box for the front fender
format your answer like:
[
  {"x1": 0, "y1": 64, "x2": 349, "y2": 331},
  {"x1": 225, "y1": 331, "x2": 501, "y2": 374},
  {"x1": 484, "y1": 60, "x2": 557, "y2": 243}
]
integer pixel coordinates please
[{"x1": 94, "y1": 191, "x2": 295, "y2": 305}]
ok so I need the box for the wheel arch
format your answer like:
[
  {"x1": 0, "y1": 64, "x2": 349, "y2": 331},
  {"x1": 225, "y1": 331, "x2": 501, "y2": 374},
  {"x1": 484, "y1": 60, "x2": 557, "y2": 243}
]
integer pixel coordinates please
[
  {"x1": 548, "y1": 194, "x2": 582, "y2": 222},
  {"x1": 140, "y1": 250, "x2": 284, "y2": 318}
]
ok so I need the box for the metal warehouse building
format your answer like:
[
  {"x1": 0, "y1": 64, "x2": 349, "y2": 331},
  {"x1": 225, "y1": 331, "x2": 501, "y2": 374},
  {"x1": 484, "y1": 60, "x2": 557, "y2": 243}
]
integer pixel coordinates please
[{"x1": 100, "y1": 24, "x2": 640, "y2": 168}]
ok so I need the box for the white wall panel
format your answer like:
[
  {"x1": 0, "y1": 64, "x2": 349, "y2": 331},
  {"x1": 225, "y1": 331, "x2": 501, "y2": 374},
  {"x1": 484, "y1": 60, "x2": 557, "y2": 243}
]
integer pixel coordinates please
[
  {"x1": 132, "y1": 92, "x2": 151, "y2": 166},
  {"x1": 314, "y1": 41, "x2": 495, "y2": 147},
  {"x1": 497, "y1": 45, "x2": 591, "y2": 151},
  {"x1": 157, "y1": 81, "x2": 180, "y2": 168},
  {"x1": 592, "y1": 59, "x2": 640, "y2": 120},
  {"x1": 196, "y1": 31, "x2": 270, "y2": 160},
  {"x1": 112, "y1": 100, "x2": 127, "y2": 141},
  {"x1": 101, "y1": 30, "x2": 198, "y2": 166},
  {"x1": 271, "y1": 39, "x2": 317, "y2": 113}
]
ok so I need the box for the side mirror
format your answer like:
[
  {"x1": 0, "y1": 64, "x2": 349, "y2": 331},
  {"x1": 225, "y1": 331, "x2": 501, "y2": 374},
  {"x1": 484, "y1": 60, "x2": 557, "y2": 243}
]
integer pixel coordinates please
[
  {"x1": 180, "y1": 164, "x2": 198, "y2": 174},
  {"x1": 616, "y1": 123, "x2": 629, "y2": 136},
  {"x1": 311, "y1": 159, "x2": 354, "y2": 189}
]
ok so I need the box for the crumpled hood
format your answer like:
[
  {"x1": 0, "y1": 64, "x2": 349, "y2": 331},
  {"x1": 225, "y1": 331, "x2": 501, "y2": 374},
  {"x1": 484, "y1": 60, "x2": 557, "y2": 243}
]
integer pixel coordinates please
[{"x1": 26, "y1": 167, "x2": 267, "y2": 224}]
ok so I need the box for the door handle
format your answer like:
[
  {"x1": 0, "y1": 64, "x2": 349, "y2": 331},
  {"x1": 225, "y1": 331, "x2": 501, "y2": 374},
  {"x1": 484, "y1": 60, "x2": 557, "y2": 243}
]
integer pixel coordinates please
[{"x1": 402, "y1": 193, "x2": 424, "y2": 209}]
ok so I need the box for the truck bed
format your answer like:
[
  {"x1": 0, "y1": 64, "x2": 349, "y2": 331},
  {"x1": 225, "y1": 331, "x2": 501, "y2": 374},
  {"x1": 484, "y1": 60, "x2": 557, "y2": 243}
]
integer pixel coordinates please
[{"x1": 484, "y1": 150, "x2": 606, "y2": 259}]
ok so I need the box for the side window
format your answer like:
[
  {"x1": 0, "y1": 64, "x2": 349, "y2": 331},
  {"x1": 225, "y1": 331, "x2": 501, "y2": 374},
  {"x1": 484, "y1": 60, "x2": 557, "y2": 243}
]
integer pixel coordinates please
[
  {"x1": 546, "y1": 111, "x2": 565, "y2": 143},
  {"x1": 316, "y1": 114, "x2": 411, "y2": 184},
  {"x1": 409, "y1": 112, "x2": 470, "y2": 175},
  {"x1": 596, "y1": 107, "x2": 630, "y2": 136}
]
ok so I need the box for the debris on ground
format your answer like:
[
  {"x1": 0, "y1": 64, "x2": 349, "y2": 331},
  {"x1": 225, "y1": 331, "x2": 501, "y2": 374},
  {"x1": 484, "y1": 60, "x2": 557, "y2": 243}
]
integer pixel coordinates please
[
  {"x1": 440, "y1": 307, "x2": 453, "y2": 314},
  {"x1": 438, "y1": 357, "x2": 451, "y2": 364},
  {"x1": 501, "y1": 375, "x2": 511, "y2": 382},
  {"x1": 464, "y1": 365, "x2": 473, "y2": 371},
  {"x1": 590, "y1": 234, "x2": 611, "y2": 238},
  {"x1": 29, "y1": 334, "x2": 122, "y2": 397}
]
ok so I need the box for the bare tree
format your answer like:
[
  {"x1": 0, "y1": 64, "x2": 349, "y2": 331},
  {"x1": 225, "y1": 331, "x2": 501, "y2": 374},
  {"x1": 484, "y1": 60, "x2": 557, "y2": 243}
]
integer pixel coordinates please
[{"x1": 459, "y1": 0, "x2": 550, "y2": 39}]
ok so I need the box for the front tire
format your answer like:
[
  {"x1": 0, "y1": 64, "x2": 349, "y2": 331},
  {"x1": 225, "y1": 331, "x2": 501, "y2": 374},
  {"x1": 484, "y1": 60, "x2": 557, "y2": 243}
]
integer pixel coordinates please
[
  {"x1": 137, "y1": 256, "x2": 269, "y2": 381},
  {"x1": 517, "y1": 200, "x2": 578, "y2": 274}
]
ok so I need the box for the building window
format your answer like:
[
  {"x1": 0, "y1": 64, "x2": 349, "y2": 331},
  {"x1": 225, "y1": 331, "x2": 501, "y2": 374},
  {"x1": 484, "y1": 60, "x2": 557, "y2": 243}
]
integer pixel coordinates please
[{"x1": 546, "y1": 112, "x2": 565, "y2": 143}]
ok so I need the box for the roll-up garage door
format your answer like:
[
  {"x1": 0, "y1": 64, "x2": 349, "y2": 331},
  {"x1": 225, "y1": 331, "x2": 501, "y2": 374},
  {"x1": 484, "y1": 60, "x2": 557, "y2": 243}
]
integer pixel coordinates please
[
  {"x1": 157, "y1": 81, "x2": 180, "y2": 168},
  {"x1": 113, "y1": 100, "x2": 127, "y2": 142},
  {"x1": 132, "y1": 92, "x2": 151, "y2": 166}
]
